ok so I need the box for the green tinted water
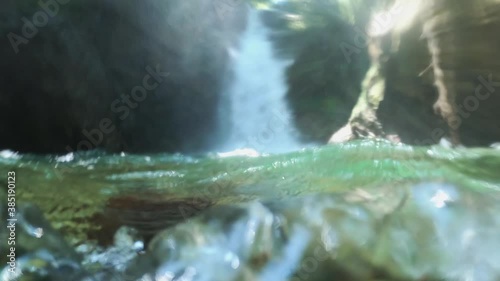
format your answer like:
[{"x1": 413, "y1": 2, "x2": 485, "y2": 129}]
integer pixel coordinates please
[{"x1": 2, "y1": 140, "x2": 499, "y2": 244}]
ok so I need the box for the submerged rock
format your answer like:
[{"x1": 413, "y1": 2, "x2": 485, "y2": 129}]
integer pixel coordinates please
[
  {"x1": 93, "y1": 193, "x2": 214, "y2": 245},
  {"x1": 123, "y1": 182, "x2": 500, "y2": 281},
  {"x1": 2, "y1": 177, "x2": 500, "y2": 280},
  {"x1": 77, "y1": 227, "x2": 145, "y2": 281},
  {"x1": 0, "y1": 191, "x2": 85, "y2": 281}
]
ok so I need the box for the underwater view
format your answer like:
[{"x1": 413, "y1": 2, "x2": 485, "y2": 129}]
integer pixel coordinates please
[{"x1": 1, "y1": 0, "x2": 500, "y2": 280}]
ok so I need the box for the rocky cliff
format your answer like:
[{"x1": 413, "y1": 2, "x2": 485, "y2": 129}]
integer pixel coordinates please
[{"x1": 330, "y1": 0, "x2": 500, "y2": 146}]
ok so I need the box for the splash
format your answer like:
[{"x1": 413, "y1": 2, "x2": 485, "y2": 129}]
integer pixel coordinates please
[{"x1": 221, "y1": 9, "x2": 300, "y2": 154}]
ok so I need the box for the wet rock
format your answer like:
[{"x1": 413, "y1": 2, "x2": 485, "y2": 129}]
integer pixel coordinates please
[
  {"x1": 78, "y1": 227, "x2": 144, "y2": 281},
  {"x1": 0, "y1": 191, "x2": 85, "y2": 281},
  {"x1": 124, "y1": 182, "x2": 500, "y2": 281}
]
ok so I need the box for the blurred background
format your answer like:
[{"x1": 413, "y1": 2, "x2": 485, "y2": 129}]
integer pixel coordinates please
[{"x1": 0, "y1": 0, "x2": 376, "y2": 154}]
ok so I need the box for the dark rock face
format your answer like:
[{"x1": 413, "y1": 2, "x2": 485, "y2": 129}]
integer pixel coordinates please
[
  {"x1": 285, "y1": 21, "x2": 369, "y2": 143},
  {"x1": 260, "y1": 3, "x2": 372, "y2": 144},
  {"x1": 422, "y1": 0, "x2": 500, "y2": 146},
  {"x1": 330, "y1": 0, "x2": 500, "y2": 146},
  {"x1": 0, "y1": 0, "x2": 247, "y2": 154}
]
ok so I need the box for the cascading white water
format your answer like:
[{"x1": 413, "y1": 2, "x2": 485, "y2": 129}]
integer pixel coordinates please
[{"x1": 221, "y1": 9, "x2": 300, "y2": 154}]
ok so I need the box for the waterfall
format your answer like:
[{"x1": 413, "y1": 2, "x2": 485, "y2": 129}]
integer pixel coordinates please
[{"x1": 220, "y1": 9, "x2": 300, "y2": 154}]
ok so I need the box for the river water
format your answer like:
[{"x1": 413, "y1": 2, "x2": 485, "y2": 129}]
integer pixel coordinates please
[{"x1": 2, "y1": 141, "x2": 500, "y2": 280}]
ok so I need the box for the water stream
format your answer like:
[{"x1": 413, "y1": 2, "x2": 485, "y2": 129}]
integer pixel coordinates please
[
  {"x1": 221, "y1": 10, "x2": 300, "y2": 154},
  {"x1": 2, "y1": 141, "x2": 500, "y2": 280}
]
